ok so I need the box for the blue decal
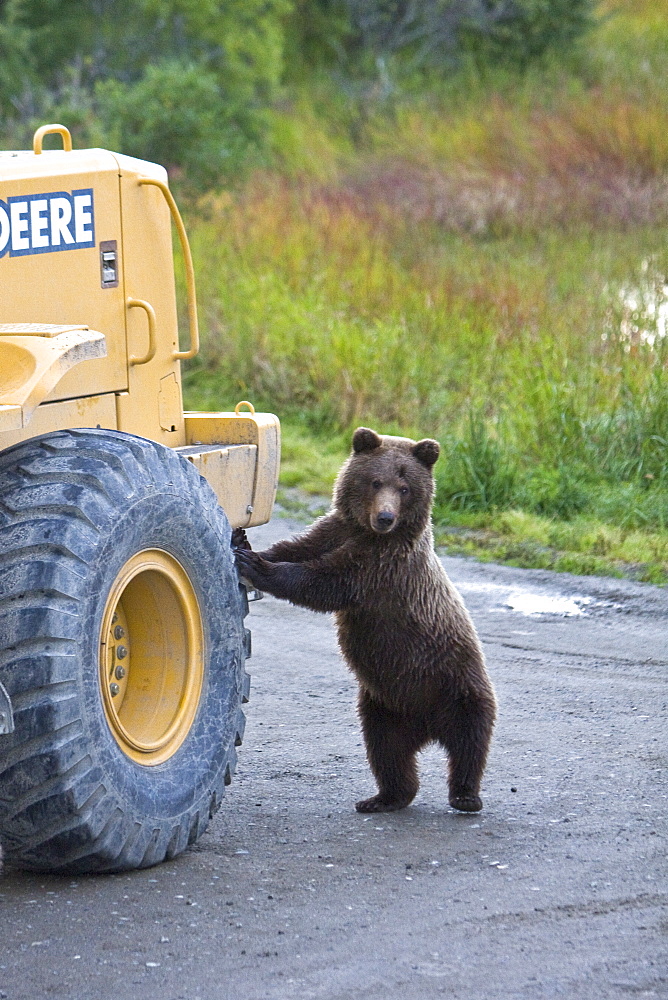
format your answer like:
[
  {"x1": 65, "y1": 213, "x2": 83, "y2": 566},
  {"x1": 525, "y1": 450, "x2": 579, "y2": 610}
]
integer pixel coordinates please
[{"x1": 0, "y1": 188, "x2": 95, "y2": 258}]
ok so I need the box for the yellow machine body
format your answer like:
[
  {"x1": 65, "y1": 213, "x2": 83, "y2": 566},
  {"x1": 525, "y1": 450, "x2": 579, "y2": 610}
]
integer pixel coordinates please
[{"x1": 0, "y1": 125, "x2": 279, "y2": 528}]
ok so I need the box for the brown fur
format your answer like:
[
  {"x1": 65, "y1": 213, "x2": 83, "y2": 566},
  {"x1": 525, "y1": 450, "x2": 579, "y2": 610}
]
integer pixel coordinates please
[{"x1": 234, "y1": 427, "x2": 496, "y2": 813}]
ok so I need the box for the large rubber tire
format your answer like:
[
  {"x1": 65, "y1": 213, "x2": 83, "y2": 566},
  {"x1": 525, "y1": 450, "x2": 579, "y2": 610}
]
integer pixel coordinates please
[{"x1": 0, "y1": 428, "x2": 249, "y2": 873}]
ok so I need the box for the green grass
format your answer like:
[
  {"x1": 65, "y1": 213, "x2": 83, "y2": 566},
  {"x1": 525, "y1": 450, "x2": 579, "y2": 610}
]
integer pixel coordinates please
[
  {"x1": 181, "y1": 0, "x2": 668, "y2": 583},
  {"x1": 434, "y1": 510, "x2": 668, "y2": 585}
]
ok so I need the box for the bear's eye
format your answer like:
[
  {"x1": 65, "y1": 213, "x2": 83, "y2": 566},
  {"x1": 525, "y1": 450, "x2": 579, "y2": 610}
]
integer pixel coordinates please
[
  {"x1": 399, "y1": 486, "x2": 409, "y2": 496},
  {"x1": 372, "y1": 479, "x2": 382, "y2": 490}
]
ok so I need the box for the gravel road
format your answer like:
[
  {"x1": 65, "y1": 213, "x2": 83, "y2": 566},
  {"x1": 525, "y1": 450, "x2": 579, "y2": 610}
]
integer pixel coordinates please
[{"x1": 0, "y1": 515, "x2": 666, "y2": 1000}]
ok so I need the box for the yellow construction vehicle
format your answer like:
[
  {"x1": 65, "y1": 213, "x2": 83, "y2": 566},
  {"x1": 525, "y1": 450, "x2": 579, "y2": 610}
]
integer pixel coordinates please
[{"x1": 0, "y1": 124, "x2": 280, "y2": 872}]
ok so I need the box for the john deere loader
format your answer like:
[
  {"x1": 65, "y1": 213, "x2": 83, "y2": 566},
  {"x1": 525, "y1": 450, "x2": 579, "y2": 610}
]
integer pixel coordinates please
[{"x1": 0, "y1": 125, "x2": 280, "y2": 873}]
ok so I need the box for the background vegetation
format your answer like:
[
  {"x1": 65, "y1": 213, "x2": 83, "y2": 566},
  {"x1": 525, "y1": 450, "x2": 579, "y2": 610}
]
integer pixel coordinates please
[{"x1": 2, "y1": 0, "x2": 667, "y2": 581}]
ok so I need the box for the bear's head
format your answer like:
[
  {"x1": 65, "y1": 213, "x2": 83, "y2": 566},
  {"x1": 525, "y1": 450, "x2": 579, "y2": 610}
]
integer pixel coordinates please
[{"x1": 333, "y1": 427, "x2": 440, "y2": 539}]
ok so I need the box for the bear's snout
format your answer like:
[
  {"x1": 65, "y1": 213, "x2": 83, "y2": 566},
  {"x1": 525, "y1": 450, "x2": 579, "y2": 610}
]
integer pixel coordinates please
[
  {"x1": 375, "y1": 510, "x2": 396, "y2": 532},
  {"x1": 369, "y1": 486, "x2": 401, "y2": 533}
]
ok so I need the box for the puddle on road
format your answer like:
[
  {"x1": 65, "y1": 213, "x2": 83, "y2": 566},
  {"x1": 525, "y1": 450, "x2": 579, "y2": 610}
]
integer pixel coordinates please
[
  {"x1": 458, "y1": 581, "x2": 592, "y2": 617},
  {"x1": 503, "y1": 592, "x2": 591, "y2": 617}
]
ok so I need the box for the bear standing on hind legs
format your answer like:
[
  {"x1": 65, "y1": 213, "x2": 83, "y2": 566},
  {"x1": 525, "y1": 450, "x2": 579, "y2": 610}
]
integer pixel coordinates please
[{"x1": 234, "y1": 426, "x2": 497, "y2": 814}]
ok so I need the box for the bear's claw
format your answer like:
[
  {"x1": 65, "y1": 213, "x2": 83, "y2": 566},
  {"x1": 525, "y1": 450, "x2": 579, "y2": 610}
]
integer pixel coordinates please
[
  {"x1": 231, "y1": 527, "x2": 251, "y2": 551},
  {"x1": 235, "y1": 548, "x2": 271, "y2": 589}
]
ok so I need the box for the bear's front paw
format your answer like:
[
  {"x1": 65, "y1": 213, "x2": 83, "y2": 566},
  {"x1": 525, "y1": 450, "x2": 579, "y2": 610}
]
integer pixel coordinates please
[
  {"x1": 355, "y1": 795, "x2": 411, "y2": 813},
  {"x1": 449, "y1": 793, "x2": 483, "y2": 813},
  {"x1": 231, "y1": 527, "x2": 251, "y2": 551},
  {"x1": 235, "y1": 548, "x2": 272, "y2": 589}
]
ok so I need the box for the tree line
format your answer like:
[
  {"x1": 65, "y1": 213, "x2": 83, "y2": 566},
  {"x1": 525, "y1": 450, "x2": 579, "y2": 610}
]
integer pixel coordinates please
[{"x1": 0, "y1": 0, "x2": 595, "y2": 189}]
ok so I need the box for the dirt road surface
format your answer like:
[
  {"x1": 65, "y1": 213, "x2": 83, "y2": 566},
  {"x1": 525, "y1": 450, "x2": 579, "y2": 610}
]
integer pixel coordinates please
[{"x1": 1, "y1": 515, "x2": 666, "y2": 1000}]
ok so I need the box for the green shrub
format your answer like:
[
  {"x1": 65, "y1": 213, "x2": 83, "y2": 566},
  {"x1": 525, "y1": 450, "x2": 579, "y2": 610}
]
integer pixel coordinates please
[
  {"x1": 96, "y1": 60, "x2": 265, "y2": 191},
  {"x1": 459, "y1": 0, "x2": 596, "y2": 71},
  {"x1": 517, "y1": 465, "x2": 591, "y2": 520},
  {"x1": 291, "y1": 0, "x2": 596, "y2": 77},
  {"x1": 597, "y1": 374, "x2": 668, "y2": 485},
  {"x1": 1, "y1": 0, "x2": 290, "y2": 188},
  {"x1": 0, "y1": 2, "x2": 33, "y2": 106},
  {"x1": 435, "y1": 411, "x2": 518, "y2": 513}
]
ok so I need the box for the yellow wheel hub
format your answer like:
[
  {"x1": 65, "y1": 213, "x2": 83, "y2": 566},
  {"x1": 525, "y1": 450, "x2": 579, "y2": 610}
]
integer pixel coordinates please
[{"x1": 99, "y1": 549, "x2": 204, "y2": 765}]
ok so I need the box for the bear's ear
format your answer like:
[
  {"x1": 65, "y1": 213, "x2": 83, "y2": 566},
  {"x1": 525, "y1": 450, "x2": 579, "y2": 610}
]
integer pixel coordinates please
[
  {"x1": 412, "y1": 438, "x2": 440, "y2": 468},
  {"x1": 352, "y1": 427, "x2": 382, "y2": 453}
]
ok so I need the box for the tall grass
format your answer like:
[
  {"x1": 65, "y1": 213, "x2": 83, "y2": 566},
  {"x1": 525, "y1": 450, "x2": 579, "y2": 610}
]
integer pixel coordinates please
[{"x1": 181, "y1": 0, "x2": 668, "y2": 559}]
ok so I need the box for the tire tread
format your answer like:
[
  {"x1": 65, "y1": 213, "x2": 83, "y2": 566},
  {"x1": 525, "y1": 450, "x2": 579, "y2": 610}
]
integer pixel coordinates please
[{"x1": 0, "y1": 429, "x2": 249, "y2": 872}]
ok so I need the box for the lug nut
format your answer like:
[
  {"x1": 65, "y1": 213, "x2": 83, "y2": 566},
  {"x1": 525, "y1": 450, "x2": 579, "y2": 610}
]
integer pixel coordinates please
[
  {"x1": 114, "y1": 625, "x2": 125, "y2": 640},
  {"x1": 115, "y1": 665, "x2": 126, "y2": 680},
  {"x1": 110, "y1": 683, "x2": 120, "y2": 697},
  {"x1": 116, "y1": 645, "x2": 128, "y2": 659}
]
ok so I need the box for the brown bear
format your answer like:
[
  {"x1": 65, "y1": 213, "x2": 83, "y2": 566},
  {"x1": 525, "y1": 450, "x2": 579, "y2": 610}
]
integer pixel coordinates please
[{"x1": 234, "y1": 426, "x2": 496, "y2": 813}]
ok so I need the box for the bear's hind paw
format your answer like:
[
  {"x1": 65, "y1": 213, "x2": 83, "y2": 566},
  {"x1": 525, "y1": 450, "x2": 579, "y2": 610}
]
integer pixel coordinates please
[
  {"x1": 449, "y1": 793, "x2": 483, "y2": 813},
  {"x1": 355, "y1": 795, "x2": 411, "y2": 813}
]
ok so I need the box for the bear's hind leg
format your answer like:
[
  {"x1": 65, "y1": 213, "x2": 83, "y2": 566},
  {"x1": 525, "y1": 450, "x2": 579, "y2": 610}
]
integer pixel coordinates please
[
  {"x1": 437, "y1": 693, "x2": 496, "y2": 813},
  {"x1": 356, "y1": 690, "x2": 424, "y2": 813}
]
